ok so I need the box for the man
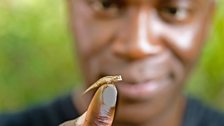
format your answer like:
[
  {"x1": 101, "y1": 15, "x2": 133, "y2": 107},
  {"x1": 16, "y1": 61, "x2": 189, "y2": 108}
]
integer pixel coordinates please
[{"x1": 0, "y1": 0, "x2": 224, "y2": 126}]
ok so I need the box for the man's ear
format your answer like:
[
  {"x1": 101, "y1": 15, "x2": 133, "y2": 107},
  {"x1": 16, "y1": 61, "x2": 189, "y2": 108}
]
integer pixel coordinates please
[
  {"x1": 207, "y1": 0, "x2": 216, "y2": 30},
  {"x1": 66, "y1": 0, "x2": 73, "y2": 10},
  {"x1": 209, "y1": 0, "x2": 216, "y2": 18},
  {"x1": 66, "y1": 0, "x2": 74, "y2": 17},
  {"x1": 200, "y1": 0, "x2": 216, "y2": 44},
  {"x1": 65, "y1": 0, "x2": 76, "y2": 34}
]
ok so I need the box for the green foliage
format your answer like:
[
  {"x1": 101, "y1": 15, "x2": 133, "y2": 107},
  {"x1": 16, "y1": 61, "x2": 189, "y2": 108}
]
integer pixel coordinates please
[
  {"x1": 0, "y1": 0, "x2": 81, "y2": 111},
  {"x1": 0, "y1": 0, "x2": 224, "y2": 112},
  {"x1": 186, "y1": 0, "x2": 224, "y2": 111}
]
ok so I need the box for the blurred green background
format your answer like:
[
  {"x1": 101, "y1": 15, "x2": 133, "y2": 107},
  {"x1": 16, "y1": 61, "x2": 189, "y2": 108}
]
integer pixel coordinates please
[{"x1": 0, "y1": 0, "x2": 224, "y2": 112}]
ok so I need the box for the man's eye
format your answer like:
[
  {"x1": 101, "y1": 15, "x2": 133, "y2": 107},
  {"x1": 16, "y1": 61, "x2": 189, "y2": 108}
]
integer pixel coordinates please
[
  {"x1": 89, "y1": 0, "x2": 120, "y2": 17},
  {"x1": 159, "y1": 6, "x2": 191, "y2": 24},
  {"x1": 100, "y1": 0, "x2": 115, "y2": 9}
]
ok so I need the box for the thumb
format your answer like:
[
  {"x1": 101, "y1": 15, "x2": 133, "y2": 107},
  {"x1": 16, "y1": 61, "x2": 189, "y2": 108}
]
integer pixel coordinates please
[{"x1": 84, "y1": 84, "x2": 117, "y2": 126}]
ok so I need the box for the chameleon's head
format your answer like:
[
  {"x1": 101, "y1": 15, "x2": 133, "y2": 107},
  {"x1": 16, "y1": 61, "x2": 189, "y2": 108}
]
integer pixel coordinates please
[{"x1": 112, "y1": 75, "x2": 122, "y2": 82}]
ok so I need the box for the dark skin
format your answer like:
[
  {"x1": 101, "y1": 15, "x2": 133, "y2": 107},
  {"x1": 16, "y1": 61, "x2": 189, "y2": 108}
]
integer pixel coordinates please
[{"x1": 62, "y1": 0, "x2": 215, "y2": 126}]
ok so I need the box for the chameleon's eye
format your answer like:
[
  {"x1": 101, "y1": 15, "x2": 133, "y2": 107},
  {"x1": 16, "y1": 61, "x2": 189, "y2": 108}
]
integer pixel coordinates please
[{"x1": 116, "y1": 75, "x2": 122, "y2": 81}]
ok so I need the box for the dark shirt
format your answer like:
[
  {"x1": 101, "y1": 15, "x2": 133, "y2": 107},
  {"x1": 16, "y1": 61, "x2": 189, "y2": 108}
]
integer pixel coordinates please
[
  {"x1": 0, "y1": 95, "x2": 78, "y2": 126},
  {"x1": 183, "y1": 97, "x2": 224, "y2": 126},
  {"x1": 0, "y1": 95, "x2": 224, "y2": 126}
]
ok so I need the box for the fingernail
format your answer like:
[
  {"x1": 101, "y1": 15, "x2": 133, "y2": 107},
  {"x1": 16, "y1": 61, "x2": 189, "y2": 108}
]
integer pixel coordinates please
[{"x1": 102, "y1": 84, "x2": 117, "y2": 107}]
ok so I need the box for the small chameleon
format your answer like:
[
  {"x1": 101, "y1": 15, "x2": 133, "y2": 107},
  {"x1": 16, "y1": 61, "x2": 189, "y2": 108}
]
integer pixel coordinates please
[{"x1": 83, "y1": 75, "x2": 122, "y2": 95}]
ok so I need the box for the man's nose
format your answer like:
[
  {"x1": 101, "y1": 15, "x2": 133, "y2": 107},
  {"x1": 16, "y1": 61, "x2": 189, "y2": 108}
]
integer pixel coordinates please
[{"x1": 112, "y1": 9, "x2": 162, "y2": 60}]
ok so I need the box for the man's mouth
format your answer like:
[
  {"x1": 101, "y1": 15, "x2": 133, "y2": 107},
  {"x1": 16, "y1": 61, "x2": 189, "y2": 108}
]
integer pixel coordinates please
[
  {"x1": 99, "y1": 63, "x2": 173, "y2": 102},
  {"x1": 116, "y1": 74, "x2": 172, "y2": 102},
  {"x1": 97, "y1": 51, "x2": 177, "y2": 101}
]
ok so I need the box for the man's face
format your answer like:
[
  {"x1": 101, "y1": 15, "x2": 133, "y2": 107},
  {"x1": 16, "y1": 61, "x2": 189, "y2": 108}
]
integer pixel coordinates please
[{"x1": 68, "y1": 0, "x2": 214, "y2": 125}]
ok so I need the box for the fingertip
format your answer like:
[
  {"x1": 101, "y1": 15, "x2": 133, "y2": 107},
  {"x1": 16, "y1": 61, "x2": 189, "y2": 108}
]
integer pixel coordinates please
[{"x1": 102, "y1": 84, "x2": 117, "y2": 107}]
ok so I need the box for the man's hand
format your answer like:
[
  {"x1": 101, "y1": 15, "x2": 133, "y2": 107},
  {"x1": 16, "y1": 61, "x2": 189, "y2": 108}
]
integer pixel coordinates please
[{"x1": 60, "y1": 84, "x2": 117, "y2": 126}]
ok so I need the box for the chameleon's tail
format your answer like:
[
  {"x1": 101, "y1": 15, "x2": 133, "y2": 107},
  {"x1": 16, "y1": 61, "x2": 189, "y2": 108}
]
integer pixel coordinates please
[{"x1": 83, "y1": 84, "x2": 96, "y2": 95}]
